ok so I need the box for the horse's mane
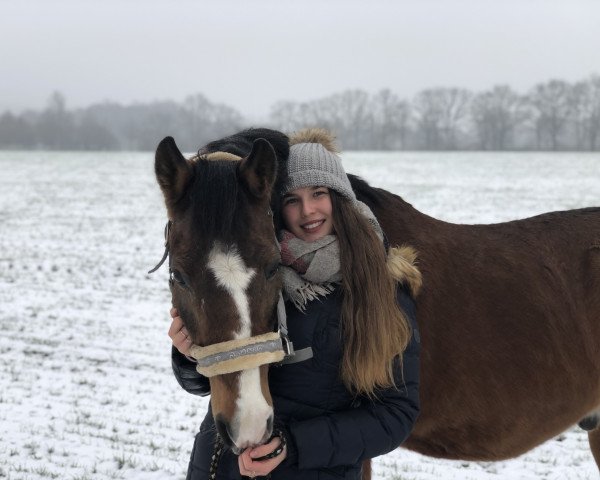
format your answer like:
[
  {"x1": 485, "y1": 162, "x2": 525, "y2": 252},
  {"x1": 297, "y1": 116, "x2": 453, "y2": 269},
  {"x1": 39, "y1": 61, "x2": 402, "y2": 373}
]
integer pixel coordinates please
[
  {"x1": 200, "y1": 128, "x2": 289, "y2": 198},
  {"x1": 189, "y1": 128, "x2": 291, "y2": 240},
  {"x1": 348, "y1": 173, "x2": 401, "y2": 210}
]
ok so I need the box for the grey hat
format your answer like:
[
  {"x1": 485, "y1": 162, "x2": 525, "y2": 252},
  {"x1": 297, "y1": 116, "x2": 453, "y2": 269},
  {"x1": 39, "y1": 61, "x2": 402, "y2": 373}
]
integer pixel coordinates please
[{"x1": 285, "y1": 138, "x2": 356, "y2": 201}]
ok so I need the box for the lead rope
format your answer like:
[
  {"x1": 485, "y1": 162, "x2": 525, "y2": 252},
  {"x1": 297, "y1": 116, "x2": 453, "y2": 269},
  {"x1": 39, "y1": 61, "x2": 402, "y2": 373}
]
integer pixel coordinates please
[
  {"x1": 208, "y1": 435, "x2": 224, "y2": 480},
  {"x1": 208, "y1": 436, "x2": 272, "y2": 480}
]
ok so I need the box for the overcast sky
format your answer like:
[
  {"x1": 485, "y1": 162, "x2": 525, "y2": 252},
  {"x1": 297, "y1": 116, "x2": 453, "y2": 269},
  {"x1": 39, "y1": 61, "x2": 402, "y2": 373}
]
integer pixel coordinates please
[{"x1": 2, "y1": 0, "x2": 599, "y2": 119}]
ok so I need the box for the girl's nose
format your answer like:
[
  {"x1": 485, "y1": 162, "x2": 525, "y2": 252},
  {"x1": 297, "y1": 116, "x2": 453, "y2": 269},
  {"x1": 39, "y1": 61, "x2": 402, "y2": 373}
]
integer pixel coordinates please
[{"x1": 300, "y1": 199, "x2": 316, "y2": 217}]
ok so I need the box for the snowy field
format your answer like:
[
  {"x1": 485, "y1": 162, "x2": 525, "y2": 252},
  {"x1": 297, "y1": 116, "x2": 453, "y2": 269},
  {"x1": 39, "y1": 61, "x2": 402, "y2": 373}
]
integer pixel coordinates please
[{"x1": 1, "y1": 149, "x2": 599, "y2": 480}]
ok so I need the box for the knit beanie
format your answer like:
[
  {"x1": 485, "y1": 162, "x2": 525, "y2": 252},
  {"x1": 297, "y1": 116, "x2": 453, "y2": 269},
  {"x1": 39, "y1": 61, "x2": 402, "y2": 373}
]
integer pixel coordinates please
[{"x1": 285, "y1": 128, "x2": 357, "y2": 201}]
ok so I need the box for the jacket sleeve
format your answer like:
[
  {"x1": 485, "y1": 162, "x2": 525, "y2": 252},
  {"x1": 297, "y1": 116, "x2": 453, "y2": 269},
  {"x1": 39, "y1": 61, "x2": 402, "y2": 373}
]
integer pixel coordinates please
[
  {"x1": 171, "y1": 346, "x2": 211, "y2": 397},
  {"x1": 286, "y1": 286, "x2": 420, "y2": 469}
]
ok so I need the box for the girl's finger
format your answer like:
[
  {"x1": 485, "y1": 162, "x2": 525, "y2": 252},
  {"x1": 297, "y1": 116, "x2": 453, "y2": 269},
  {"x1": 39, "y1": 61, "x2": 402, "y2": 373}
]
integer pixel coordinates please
[
  {"x1": 238, "y1": 443, "x2": 286, "y2": 477},
  {"x1": 167, "y1": 316, "x2": 183, "y2": 338}
]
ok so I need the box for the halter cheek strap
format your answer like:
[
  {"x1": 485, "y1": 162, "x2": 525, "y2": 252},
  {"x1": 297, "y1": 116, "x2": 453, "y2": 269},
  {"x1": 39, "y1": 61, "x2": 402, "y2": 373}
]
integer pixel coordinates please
[{"x1": 276, "y1": 292, "x2": 313, "y2": 366}]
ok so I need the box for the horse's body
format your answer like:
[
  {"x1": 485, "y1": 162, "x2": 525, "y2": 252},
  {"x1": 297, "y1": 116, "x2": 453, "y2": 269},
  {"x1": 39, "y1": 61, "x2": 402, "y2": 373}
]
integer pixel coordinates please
[
  {"x1": 352, "y1": 175, "x2": 600, "y2": 463},
  {"x1": 154, "y1": 129, "x2": 600, "y2": 472}
]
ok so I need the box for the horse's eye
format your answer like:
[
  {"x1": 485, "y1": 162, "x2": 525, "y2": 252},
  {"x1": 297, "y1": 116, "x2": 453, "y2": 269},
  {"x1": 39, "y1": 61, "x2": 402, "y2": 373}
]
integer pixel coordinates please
[
  {"x1": 170, "y1": 269, "x2": 187, "y2": 287},
  {"x1": 265, "y1": 261, "x2": 280, "y2": 280}
]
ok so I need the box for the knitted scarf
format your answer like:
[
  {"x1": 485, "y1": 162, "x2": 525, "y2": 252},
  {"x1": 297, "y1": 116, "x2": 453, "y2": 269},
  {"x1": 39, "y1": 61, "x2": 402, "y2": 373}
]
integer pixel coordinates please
[
  {"x1": 279, "y1": 200, "x2": 384, "y2": 311},
  {"x1": 279, "y1": 230, "x2": 341, "y2": 311}
]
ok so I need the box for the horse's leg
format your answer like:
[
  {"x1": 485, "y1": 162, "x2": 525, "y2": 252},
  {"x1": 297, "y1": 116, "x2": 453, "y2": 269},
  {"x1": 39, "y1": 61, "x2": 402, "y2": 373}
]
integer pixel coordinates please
[
  {"x1": 361, "y1": 459, "x2": 371, "y2": 480},
  {"x1": 589, "y1": 428, "x2": 600, "y2": 471}
]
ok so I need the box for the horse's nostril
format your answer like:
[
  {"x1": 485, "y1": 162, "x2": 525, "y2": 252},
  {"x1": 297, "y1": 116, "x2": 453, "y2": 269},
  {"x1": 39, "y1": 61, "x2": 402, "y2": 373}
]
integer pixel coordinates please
[
  {"x1": 215, "y1": 415, "x2": 233, "y2": 447},
  {"x1": 266, "y1": 415, "x2": 274, "y2": 438}
]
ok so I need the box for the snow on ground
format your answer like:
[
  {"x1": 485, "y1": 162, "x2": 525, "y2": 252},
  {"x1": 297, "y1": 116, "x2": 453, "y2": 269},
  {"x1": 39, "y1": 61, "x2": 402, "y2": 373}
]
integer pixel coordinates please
[{"x1": 0, "y1": 150, "x2": 599, "y2": 479}]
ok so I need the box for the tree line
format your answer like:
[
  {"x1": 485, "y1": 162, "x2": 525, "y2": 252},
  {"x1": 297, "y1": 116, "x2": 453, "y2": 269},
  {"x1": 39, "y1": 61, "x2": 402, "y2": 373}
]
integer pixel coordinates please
[{"x1": 1, "y1": 75, "x2": 599, "y2": 151}]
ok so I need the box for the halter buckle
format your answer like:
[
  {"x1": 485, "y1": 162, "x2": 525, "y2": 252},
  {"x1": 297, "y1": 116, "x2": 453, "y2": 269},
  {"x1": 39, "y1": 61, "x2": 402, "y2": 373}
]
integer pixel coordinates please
[{"x1": 280, "y1": 333, "x2": 295, "y2": 357}]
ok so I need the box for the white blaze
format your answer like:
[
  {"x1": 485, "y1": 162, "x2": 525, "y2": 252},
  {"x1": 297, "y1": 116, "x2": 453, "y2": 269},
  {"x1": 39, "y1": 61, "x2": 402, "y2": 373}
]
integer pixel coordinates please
[
  {"x1": 236, "y1": 368, "x2": 273, "y2": 447},
  {"x1": 207, "y1": 243, "x2": 255, "y2": 339},
  {"x1": 207, "y1": 243, "x2": 272, "y2": 447}
]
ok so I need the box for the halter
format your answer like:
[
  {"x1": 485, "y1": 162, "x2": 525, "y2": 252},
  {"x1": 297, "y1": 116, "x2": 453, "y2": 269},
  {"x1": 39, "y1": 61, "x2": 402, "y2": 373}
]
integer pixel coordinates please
[{"x1": 148, "y1": 219, "x2": 312, "y2": 376}]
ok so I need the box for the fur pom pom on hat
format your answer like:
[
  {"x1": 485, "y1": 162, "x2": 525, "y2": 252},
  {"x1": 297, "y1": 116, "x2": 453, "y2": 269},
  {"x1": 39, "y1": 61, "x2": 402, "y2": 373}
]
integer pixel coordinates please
[{"x1": 286, "y1": 128, "x2": 356, "y2": 201}]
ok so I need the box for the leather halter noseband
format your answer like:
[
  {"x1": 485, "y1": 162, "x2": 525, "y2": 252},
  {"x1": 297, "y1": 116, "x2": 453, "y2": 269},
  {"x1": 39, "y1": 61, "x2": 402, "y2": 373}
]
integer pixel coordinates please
[{"x1": 148, "y1": 219, "x2": 312, "y2": 376}]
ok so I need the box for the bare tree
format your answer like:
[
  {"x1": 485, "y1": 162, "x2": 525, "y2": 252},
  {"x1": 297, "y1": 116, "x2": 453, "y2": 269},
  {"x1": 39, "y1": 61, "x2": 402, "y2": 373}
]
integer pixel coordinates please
[
  {"x1": 269, "y1": 100, "x2": 300, "y2": 133},
  {"x1": 0, "y1": 112, "x2": 36, "y2": 148},
  {"x1": 182, "y1": 94, "x2": 244, "y2": 149},
  {"x1": 76, "y1": 113, "x2": 119, "y2": 150},
  {"x1": 471, "y1": 85, "x2": 528, "y2": 150},
  {"x1": 269, "y1": 99, "x2": 333, "y2": 134},
  {"x1": 371, "y1": 89, "x2": 412, "y2": 149},
  {"x1": 316, "y1": 90, "x2": 372, "y2": 149},
  {"x1": 36, "y1": 91, "x2": 78, "y2": 149},
  {"x1": 413, "y1": 89, "x2": 442, "y2": 149},
  {"x1": 568, "y1": 76, "x2": 600, "y2": 150},
  {"x1": 413, "y1": 88, "x2": 472, "y2": 149},
  {"x1": 527, "y1": 80, "x2": 571, "y2": 150}
]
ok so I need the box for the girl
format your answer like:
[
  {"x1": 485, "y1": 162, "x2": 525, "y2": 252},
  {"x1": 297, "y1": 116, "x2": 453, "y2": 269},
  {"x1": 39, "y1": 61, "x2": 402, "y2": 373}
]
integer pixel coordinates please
[{"x1": 169, "y1": 129, "x2": 421, "y2": 479}]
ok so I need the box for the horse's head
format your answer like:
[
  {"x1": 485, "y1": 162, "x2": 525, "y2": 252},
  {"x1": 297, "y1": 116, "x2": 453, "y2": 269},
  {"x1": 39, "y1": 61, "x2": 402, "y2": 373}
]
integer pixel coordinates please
[{"x1": 154, "y1": 134, "x2": 286, "y2": 451}]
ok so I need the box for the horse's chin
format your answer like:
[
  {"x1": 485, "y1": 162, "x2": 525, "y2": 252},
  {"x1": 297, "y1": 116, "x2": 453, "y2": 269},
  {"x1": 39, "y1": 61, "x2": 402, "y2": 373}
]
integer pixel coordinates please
[
  {"x1": 231, "y1": 430, "x2": 272, "y2": 455},
  {"x1": 216, "y1": 414, "x2": 272, "y2": 455},
  {"x1": 231, "y1": 446, "x2": 243, "y2": 455},
  {"x1": 231, "y1": 438, "x2": 267, "y2": 456}
]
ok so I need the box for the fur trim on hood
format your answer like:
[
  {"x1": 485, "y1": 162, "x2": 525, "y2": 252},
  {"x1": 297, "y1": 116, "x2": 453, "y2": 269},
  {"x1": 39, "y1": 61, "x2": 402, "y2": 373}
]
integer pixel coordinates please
[
  {"x1": 387, "y1": 245, "x2": 422, "y2": 297},
  {"x1": 289, "y1": 128, "x2": 339, "y2": 153}
]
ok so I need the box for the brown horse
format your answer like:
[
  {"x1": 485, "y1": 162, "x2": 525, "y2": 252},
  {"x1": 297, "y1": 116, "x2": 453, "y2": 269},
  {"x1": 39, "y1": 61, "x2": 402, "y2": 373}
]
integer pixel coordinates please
[
  {"x1": 154, "y1": 129, "x2": 600, "y2": 472},
  {"x1": 154, "y1": 129, "x2": 291, "y2": 451}
]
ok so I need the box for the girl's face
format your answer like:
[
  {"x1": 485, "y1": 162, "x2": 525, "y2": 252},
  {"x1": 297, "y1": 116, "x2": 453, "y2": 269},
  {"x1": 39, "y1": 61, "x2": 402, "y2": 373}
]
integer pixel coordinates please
[{"x1": 281, "y1": 186, "x2": 334, "y2": 242}]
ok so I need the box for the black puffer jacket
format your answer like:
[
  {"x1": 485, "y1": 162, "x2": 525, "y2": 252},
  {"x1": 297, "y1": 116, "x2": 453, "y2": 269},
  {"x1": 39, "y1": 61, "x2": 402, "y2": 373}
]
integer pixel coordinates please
[{"x1": 172, "y1": 285, "x2": 420, "y2": 480}]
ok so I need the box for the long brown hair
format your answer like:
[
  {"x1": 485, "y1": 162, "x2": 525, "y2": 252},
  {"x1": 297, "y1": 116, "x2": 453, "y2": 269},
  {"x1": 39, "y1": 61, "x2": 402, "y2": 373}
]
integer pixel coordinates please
[{"x1": 331, "y1": 191, "x2": 412, "y2": 397}]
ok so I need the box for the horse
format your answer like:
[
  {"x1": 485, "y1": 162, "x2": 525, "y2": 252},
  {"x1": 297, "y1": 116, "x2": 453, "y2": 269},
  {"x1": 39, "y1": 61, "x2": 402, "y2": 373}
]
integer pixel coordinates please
[
  {"x1": 153, "y1": 128, "x2": 600, "y2": 475},
  {"x1": 153, "y1": 129, "x2": 291, "y2": 450}
]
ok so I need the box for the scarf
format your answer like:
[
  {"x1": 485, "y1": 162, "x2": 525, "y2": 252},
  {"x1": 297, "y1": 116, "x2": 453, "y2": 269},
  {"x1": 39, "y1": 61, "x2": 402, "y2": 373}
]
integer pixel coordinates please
[
  {"x1": 279, "y1": 200, "x2": 383, "y2": 311},
  {"x1": 279, "y1": 230, "x2": 341, "y2": 311}
]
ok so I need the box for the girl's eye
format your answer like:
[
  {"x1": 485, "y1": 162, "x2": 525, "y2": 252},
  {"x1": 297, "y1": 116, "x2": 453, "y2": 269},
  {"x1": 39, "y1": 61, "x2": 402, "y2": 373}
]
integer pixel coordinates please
[
  {"x1": 283, "y1": 197, "x2": 297, "y2": 206},
  {"x1": 314, "y1": 189, "x2": 328, "y2": 197}
]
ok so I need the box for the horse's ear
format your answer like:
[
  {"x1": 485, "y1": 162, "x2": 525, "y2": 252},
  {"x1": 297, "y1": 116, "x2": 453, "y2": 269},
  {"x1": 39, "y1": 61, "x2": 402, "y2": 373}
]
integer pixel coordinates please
[
  {"x1": 155, "y1": 136, "x2": 193, "y2": 217},
  {"x1": 238, "y1": 138, "x2": 278, "y2": 200}
]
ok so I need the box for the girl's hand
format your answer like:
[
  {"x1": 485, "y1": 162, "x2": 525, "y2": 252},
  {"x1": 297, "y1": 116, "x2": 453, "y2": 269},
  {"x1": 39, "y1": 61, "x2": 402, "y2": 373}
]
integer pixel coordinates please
[
  {"x1": 238, "y1": 435, "x2": 287, "y2": 478},
  {"x1": 168, "y1": 308, "x2": 193, "y2": 356}
]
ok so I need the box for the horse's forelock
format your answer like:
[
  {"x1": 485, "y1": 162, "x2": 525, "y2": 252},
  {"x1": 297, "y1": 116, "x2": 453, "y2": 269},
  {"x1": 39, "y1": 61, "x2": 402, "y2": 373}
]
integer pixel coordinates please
[{"x1": 189, "y1": 159, "x2": 241, "y2": 242}]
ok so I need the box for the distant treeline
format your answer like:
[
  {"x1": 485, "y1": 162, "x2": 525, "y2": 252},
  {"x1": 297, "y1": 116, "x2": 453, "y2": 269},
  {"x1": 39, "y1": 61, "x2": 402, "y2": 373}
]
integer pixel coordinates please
[{"x1": 1, "y1": 75, "x2": 599, "y2": 151}]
